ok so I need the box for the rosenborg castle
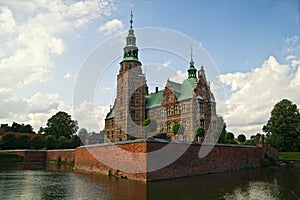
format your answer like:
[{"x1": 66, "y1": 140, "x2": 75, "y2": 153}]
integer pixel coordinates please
[{"x1": 104, "y1": 15, "x2": 217, "y2": 142}]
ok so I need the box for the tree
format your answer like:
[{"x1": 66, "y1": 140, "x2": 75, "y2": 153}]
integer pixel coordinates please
[
  {"x1": 225, "y1": 132, "x2": 234, "y2": 141},
  {"x1": 57, "y1": 136, "x2": 68, "y2": 149},
  {"x1": 212, "y1": 116, "x2": 227, "y2": 143},
  {"x1": 0, "y1": 122, "x2": 33, "y2": 133},
  {"x1": 172, "y1": 122, "x2": 184, "y2": 135},
  {"x1": 44, "y1": 135, "x2": 57, "y2": 150},
  {"x1": 194, "y1": 126, "x2": 205, "y2": 141},
  {"x1": 237, "y1": 134, "x2": 246, "y2": 143},
  {"x1": 30, "y1": 135, "x2": 45, "y2": 150},
  {"x1": 0, "y1": 133, "x2": 17, "y2": 149},
  {"x1": 263, "y1": 99, "x2": 300, "y2": 151},
  {"x1": 68, "y1": 135, "x2": 83, "y2": 149},
  {"x1": 142, "y1": 118, "x2": 157, "y2": 138},
  {"x1": 42, "y1": 111, "x2": 78, "y2": 139},
  {"x1": 17, "y1": 134, "x2": 31, "y2": 149}
]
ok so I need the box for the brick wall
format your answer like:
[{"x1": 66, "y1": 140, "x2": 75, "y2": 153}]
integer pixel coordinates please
[
  {"x1": 46, "y1": 149, "x2": 75, "y2": 163},
  {"x1": 0, "y1": 150, "x2": 46, "y2": 162},
  {"x1": 0, "y1": 149, "x2": 75, "y2": 163},
  {"x1": 146, "y1": 142, "x2": 265, "y2": 181},
  {"x1": 74, "y1": 141, "x2": 147, "y2": 181},
  {"x1": 74, "y1": 139, "x2": 275, "y2": 182}
]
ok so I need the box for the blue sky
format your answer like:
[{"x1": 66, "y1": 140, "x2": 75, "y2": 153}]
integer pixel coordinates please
[{"x1": 0, "y1": 0, "x2": 300, "y2": 137}]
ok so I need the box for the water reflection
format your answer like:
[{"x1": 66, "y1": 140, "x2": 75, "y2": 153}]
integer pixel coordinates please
[
  {"x1": 0, "y1": 163, "x2": 299, "y2": 200},
  {"x1": 146, "y1": 167, "x2": 300, "y2": 200}
]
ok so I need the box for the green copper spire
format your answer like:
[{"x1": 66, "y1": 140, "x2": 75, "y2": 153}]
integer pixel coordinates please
[
  {"x1": 121, "y1": 11, "x2": 140, "y2": 63},
  {"x1": 188, "y1": 47, "x2": 197, "y2": 79}
]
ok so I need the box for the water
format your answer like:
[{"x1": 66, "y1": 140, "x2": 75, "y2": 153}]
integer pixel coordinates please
[{"x1": 0, "y1": 162, "x2": 299, "y2": 200}]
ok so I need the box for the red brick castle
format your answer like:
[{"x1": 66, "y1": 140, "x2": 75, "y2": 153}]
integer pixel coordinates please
[{"x1": 104, "y1": 14, "x2": 217, "y2": 142}]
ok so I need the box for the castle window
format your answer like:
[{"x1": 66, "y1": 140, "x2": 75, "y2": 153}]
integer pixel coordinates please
[
  {"x1": 167, "y1": 122, "x2": 171, "y2": 132},
  {"x1": 182, "y1": 104, "x2": 187, "y2": 113},
  {"x1": 160, "y1": 108, "x2": 165, "y2": 118},
  {"x1": 166, "y1": 94, "x2": 170, "y2": 102},
  {"x1": 131, "y1": 111, "x2": 135, "y2": 120},
  {"x1": 111, "y1": 131, "x2": 114, "y2": 138},
  {"x1": 213, "y1": 121, "x2": 217, "y2": 130},
  {"x1": 167, "y1": 107, "x2": 171, "y2": 116},
  {"x1": 182, "y1": 120, "x2": 187, "y2": 130},
  {"x1": 174, "y1": 105, "x2": 179, "y2": 114},
  {"x1": 160, "y1": 123, "x2": 164, "y2": 133},
  {"x1": 199, "y1": 102, "x2": 204, "y2": 113},
  {"x1": 200, "y1": 119, "x2": 205, "y2": 129}
]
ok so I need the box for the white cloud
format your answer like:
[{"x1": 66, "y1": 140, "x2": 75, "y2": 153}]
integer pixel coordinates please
[
  {"x1": 0, "y1": 0, "x2": 116, "y2": 131},
  {"x1": 98, "y1": 19, "x2": 124, "y2": 35},
  {"x1": 162, "y1": 60, "x2": 171, "y2": 67},
  {"x1": 219, "y1": 56, "x2": 300, "y2": 138},
  {"x1": 0, "y1": 6, "x2": 16, "y2": 34},
  {"x1": 291, "y1": 59, "x2": 300, "y2": 68},
  {"x1": 285, "y1": 55, "x2": 297, "y2": 60},
  {"x1": 64, "y1": 72, "x2": 72, "y2": 79},
  {"x1": 169, "y1": 70, "x2": 187, "y2": 83},
  {"x1": 72, "y1": 101, "x2": 110, "y2": 132},
  {"x1": 283, "y1": 35, "x2": 300, "y2": 52}
]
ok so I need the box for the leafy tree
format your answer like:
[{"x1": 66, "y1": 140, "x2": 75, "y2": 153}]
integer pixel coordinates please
[
  {"x1": 237, "y1": 134, "x2": 246, "y2": 143},
  {"x1": 30, "y1": 135, "x2": 45, "y2": 150},
  {"x1": 212, "y1": 116, "x2": 227, "y2": 143},
  {"x1": 142, "y1": 118, "x2": 157, "y2": 138},
  {"x1": 194, "y1": 126, "x2": 205, "y2": 141},
  {"x1": 42, "y1": 111, "x2": 78, "y2": 139},
  {"x1": 68, "y1": 135, "x2": 83, "y2": 149},
  {"x1": 245, "y1": 133, "x2": 263, "y2": 146},
  {"x1": 225, "y1": 132, "x2": 234, "y2": 141},
  {"x1": 57, "y1": 136, "x2": 68, "y2": 149},
  {"x1": 17, "y1": 134, "x2": 31, "y2": 149},
  {"x1": 0, "y1": 133, "x2": 17, "y2": 149},
  {"x1": 44, "y1": 135, "x2": 57, "y2": 150},
  {"x1": 0, "y1": 122, "x2": 33, "y2": 133},
  {"x1": 263, "y1": 99, "x2": 300, "y2": 151},
  {"x1": 172, "y1": 122, "x2": 184, "y2": 135}
]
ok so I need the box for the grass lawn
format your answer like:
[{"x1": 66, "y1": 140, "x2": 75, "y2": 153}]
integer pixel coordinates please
[{"x1": 279, "y1": 152, "x2": 300, "y2": 160}]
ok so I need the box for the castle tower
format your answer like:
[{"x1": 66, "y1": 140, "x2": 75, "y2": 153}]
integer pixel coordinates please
[
  {"x1": 114, "y1": 12, "x2": 146, "y2": 140},
  {"x1": 188, "y1": 48, "x2": 197, "y2": 79}
]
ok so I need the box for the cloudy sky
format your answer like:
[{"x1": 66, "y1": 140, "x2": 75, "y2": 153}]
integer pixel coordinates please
[{"x1": 0, "y1": 0, "x2": 300, "y2": 138}]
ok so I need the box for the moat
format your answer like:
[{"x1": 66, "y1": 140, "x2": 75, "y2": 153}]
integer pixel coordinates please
[{"x1": 0, "y1": 162, "x2": 299, "y2": 200}]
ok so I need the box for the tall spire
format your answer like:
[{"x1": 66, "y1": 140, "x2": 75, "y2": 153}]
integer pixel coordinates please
[
  {"x1": 130, "y1": 10, "x2": 133, "y2": 29},
  {"x1": 121, "y1": 11, "x2": 140, "y2": 63},
  {"x1": 190, "y1": 46, "x2": 194, "y2": 66},
  {"x1": 187, "y1": 47, "x2": 197, "y2": 79}
]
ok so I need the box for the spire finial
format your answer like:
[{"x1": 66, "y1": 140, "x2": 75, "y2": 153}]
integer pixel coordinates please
[
  {"x1": 191, "y1": 46, "x2": 193, "y2": 62},
  {"x1": 190, "y1": 46, "x2": 194, "y2": 66},
  {"x1": 130, "y1": 11, "x2": 133, "y2": 28}
]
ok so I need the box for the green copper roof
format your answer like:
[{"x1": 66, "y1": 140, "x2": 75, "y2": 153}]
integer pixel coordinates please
[
  {"x1": 121, "y1": 56, "x2": 141, "y2": 63},
  {"x1": 105, "y1": 109, "x2": 114, "y2": 119},
  {"x1": 145, "y1": 78, "x2": 197, "y2": 109},
  {"x1": 177, "y1": 78, "x2": 197, "y2": 101},
  {"x1": 145, "y1": 90, "x2": 164, "y2": 109}
]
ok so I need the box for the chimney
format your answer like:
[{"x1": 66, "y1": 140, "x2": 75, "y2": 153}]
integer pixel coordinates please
[{"x1": 155, "y1": 87, "x2": 158, "y2": 93}]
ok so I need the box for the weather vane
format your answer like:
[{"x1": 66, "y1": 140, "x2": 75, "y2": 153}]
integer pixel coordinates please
[{"x1": 130, "y1": 11, "x2": 133, "y2": 28}]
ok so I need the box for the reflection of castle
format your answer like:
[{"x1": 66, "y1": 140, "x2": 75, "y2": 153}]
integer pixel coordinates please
[{"x1": 104, "y1": 15, "x2": 217, "y2": 142}]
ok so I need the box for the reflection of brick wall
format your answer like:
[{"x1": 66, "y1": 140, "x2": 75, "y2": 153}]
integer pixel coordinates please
[{"x1": 74, "y1": 140, "x2": 277, "y2": 182}]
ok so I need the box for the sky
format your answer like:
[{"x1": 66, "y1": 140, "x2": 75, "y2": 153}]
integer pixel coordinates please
[{"x1": 0, "y1": 0, "x2": 300, "y2": 138}]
